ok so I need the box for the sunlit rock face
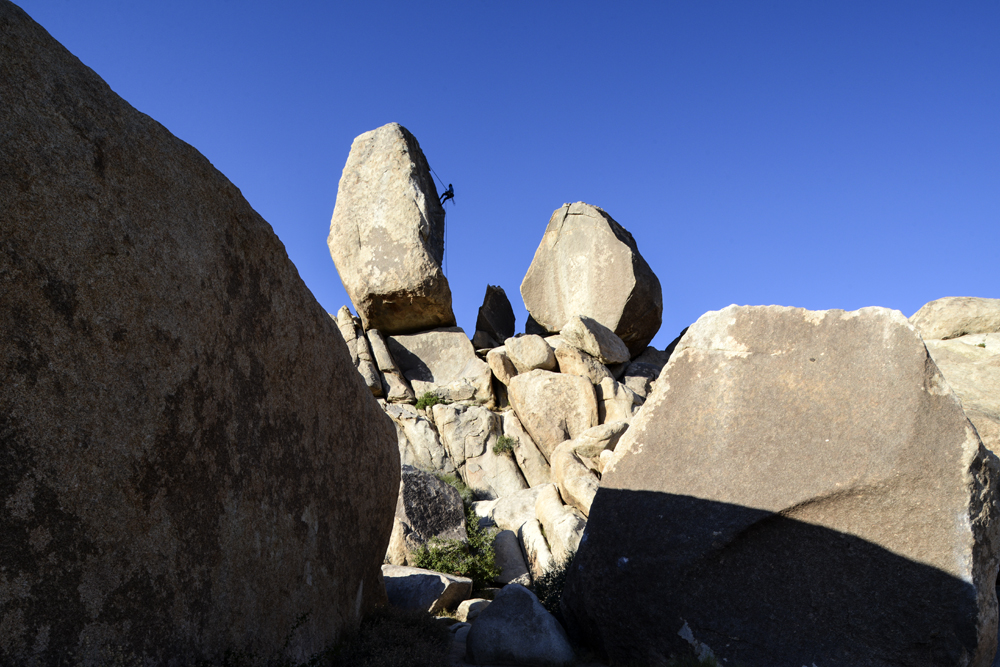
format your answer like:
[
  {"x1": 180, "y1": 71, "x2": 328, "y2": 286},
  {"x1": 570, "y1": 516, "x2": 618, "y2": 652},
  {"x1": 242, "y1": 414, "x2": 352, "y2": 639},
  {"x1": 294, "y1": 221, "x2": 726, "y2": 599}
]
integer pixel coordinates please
[
  {"x1": 0, "y1": 3, "x2": 399, "y2": 664},
  {"x1": 563, "y1": 305, "x2": 1000, "y2": 667}
]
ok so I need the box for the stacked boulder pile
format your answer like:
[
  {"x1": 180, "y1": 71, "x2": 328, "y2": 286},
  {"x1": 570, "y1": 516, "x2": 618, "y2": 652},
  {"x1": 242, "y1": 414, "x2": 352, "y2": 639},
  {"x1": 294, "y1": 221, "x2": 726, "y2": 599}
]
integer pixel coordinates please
[{"x1": 329, "y1": 123, "x2": 1000, "y2": 667}]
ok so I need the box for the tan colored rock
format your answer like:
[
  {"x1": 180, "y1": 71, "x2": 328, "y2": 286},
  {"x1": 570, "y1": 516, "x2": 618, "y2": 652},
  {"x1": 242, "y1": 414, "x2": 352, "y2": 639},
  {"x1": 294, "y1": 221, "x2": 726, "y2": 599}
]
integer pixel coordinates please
[
  {"x1": 535, "y1": 485, "x2": 587, "y2": 564},
  {"x1": 910, "y1": 297, "x2": 1000, "y2": 341},
  {"x1": 554, "y1": 345, "x2": 613, "y2": 385},
  {"x1": 520, "y1": 202, "x2": 662, "y2": 357},
  {"x1": 508, "y1": 370, "x2": 598, "y2": 462},
  {"x1": 505, "y1": 334, "x2": 557, "y2": 373},
  {"x1": 334, "y1": 306, "x2": 382, "y2": 395},
  {"x1": 388, "y1": 328, "x2": 493, "y2": 406},
  {"x1": 493, "y1": 530, "x2": 531, "y2": 585},
  {"x1": 457, "y1": 599, "x2": 491, "y2": 623},
  {"x1": 564, "y1": 305, "x2": 1000, "y2": 667},
  {"x1": 491, "y1": 486, "x2": 550, "y2": 533},
  {"x1": 551, "y1": 441, "x2": 600, "y2": 516},
  {"x1": 382, "y1": 565, "x2": 471, "y2": 614},
  {"x1": 560, "y1": 315, "x2": 631, "y2": 365},
  {"x1": 571, "y1": 421, "x2": 630, "y2": 458},
  {"x1": 0, "y1": 5, "x2": 399, "y2": 662},
  {"x1": 518, "y1": 520, "x2": 556, "y2": 580},
  {"x1": 502, "y1": 411, "x2": 552, "y2": 487},
  {"x1": 367, "y1": 328, "x2": 415, "y2": 403},
  {"x1": 385, "y1": 403, "x2": 455, "y2": 475},
  {"x1": 433, "y1": 404, "x2": 527, "y2": 499},
  {"x1": 386, "y1": 466, "x2": 467, "y2": 566},
  {"x1": 925, "y1": 333, "x2": 1000, "y2": 455},
  {"x1": 487, "y1": 347, "x2": 518, "y2": 386},
  {"x1": 328, "y1": 122, "x2": 455, "y2": 334},
  {"x1": 596, "y1": 377, "x2": 639, "y2": 424}
]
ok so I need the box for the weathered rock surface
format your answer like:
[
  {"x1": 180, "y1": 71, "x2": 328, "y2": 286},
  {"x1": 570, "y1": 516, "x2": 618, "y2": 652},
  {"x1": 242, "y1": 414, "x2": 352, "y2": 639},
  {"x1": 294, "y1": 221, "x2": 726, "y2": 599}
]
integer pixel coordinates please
[
  {"x1": 388, "y1": 327, "x2": 493, "y2": 405},
  {"x1": 571, "y1": 421, "x2": 629, "y2": 458},
  {"x1": 563, "y1": 305, "x2": 1000, "y2": 667},
  {"x1": 385, "y1": 403, "x2": 455, "y2": 475},
  {"x1": 475, "y1": 285, "x2": 516, "y2": 347},
  {"x1": 520, "y1": 202, "x2": 662, "y2": 357},
  {"x1": 491, "y1": 486, "x2": 550, "y2": 533},
  {"x1": 457, "y1": 599, "x2": 491, "y2": 624},
  {"x1": 433, "y1": 404, "x2": 527, "y2": 499},
  {"x1": 0, "y1": 4, "x2": 399, "y2": 662},
  {"x1": 367, "y1": 328, "x2": 415, "y2": 403},
  {"x1": 560, "y1": 315, "x2": 631, "y2": 365},
  {"x1": 386, "y1": 466, "x2": 466, "y2": 566},
  {"x1": 535, "y1": 485, "x2": 588, "y2": 565},
  {"x1": 486, "y1": 347, "x2": 518, "y2": 386},
  {"x1": 334, "y1": 306, "x2": 382, "y2": 395},
  {"x1": 551, "y1": 441, "x2": 600, "y2": 517},
  {"x1": 493, "y1": 530, "x2": 532, "y2": 585},
  {"x1": 502, "y1": 411, "x2": 552, "y2": 487},
  {"x1": 621, "y1": 362, "x2": 658, "y2": 401},
  {"x1": 554, "y1": 345, "x2": 614, "y2": 385},
  {"x1": 595, "y1": 377, "x2": 638, "y2": 424},
  {"x1": 382, "y1": 565, "x2": 471, "y2": 614},
  {"x1": 327, "y1": 122, "x2": 455, "y2": 334},
  {"x1": 910, "y1": 297, "x2": 1000, "y2": 341},
  {"x1": 925, "y1": 333, "x2": 1000, "y2": 455},
  {"x1": 519, "y1": 520, "x2": 556, "y2": 580},
  {"x1": 505, "y1": 335, "x2": 558, "y2": 373},
  {"x1": 466, "y1": 584, "x2": 575, "y2": 667},
  {"x1": 508, "y1": 370, "x2": 598, "y2": 462}
]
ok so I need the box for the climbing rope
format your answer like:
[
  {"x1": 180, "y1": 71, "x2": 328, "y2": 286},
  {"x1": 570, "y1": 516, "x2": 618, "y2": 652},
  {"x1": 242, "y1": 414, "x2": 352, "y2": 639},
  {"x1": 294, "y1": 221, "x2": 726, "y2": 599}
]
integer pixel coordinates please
[{"x1": 429, "y1": 166, "x2": 449, "y2": 277}]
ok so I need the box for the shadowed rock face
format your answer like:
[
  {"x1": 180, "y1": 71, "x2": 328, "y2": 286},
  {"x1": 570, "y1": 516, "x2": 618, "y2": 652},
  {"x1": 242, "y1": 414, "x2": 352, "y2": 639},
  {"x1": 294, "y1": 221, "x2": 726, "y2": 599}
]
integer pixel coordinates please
[
  {"x1": 328, "y1": 122, "x2": 455, "y2": 334},
  {"x1": 0, "y1": 3, "x2": 399, "y2": 664},
  {"x1": 562, "y1": 305, "x2": 1000, "y2": 667}
]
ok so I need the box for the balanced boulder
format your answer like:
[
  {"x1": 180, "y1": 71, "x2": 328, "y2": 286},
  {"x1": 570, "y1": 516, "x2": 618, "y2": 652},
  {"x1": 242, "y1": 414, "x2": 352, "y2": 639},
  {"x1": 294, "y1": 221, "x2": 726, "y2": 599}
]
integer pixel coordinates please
[
  {"x1": 562, "y1": 305, "x2": 1000, "y2": 667},
  {"x1": 520, "y1": 202, "x2": 662, "y2": 357},
  {"x1": 0, "y1": 3, "x2": 399, "y2": 663},
  {"x1": 328, "y1": 122, "x2": 455, "y2": 334}
]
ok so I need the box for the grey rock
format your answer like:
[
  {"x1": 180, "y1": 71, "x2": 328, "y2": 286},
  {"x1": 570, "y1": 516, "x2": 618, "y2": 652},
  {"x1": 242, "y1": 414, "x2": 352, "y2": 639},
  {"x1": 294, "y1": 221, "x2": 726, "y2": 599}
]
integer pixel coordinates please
[
  {"x1": 493, "y1": 530, "x2": 531, "y2": 585},
  {"x1": 334, "y1": 306, "x2": 382, "y2": 396},
  {"x1": 382, "y1": 565, "x2": 471, "y2": 614},
  {"x1": 520, "y1": 202, "x2": 662, "y2": 357},
  {"x1": 367, "y1": 329, "x2": 416, "y2": 403},
  {"x1": 388, "y1": 327, "x2": 493, "y2": 406},
  {"x1": 384, "y1": 403, "x2": 455, "y2": 475},
  {"x1": 433, "y1": 404, "x2": 527, "y2": 500},
  {"x1": 386, "y1": 466, "x2": 467, "y2": 566},
  {"x1": 505, "y1": 334, "x2": 558, "y2": 373},
  {"x1": 621, "y1": 361, "x2": 660, "y2": 400},
  {"x1": 457, "y1": 599, "x2": 491, "y2": 623},
  {"x1": 0, "y1": 6, "x2": 400, "y2": 661},
  {"x1": 503, "y1": 411, "x2": 553, "y2": 487},
  {"x1": 492, "y1": 486, "x2": 550, "y2": 533},
  {"x1": 508, "y1": 370, "x2": 599, "y2": 462},
  {"x1": 476, "y1": 285, "x2": 516, "y2": 345},
  {"x1": 910, "y1": 297, "x2": 1000, "y2": 341},
  {"x1": 535, "y1": 485, "x2": 587, "y2": 565},
  {"x1": 563, "y1": 305, "x2": 1000, "y2": 667},
  {"x1": 560, "y1": 315, "x2": 631, "y2": 365},
  {"x1": 471, "y1": 329, "x2": 500, "y2": 350},
  {"x1": 925, "y1": 333, "x2": 1000, "y2": 455},
  {"x1": 328, "y1": 122, "x2": 455, "y2": 334},
  {"x1": 595, "y1": 377, "x2": 638, "y2": 424},
  {"x1": 466, "y1": 584, "x2": 575, "y2": 667}
]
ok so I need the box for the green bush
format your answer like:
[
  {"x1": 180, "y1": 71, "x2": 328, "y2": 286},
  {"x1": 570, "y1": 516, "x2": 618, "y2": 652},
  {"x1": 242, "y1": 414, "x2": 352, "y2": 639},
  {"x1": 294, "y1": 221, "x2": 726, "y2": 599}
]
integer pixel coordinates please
[
  {"x1": 412, "y1": 505, "x2": 500, "y2": 591},
  {"x1": 414, "y1": 392, "x2": 442, "y2": 411},
  {"x1": 493, "y1": 434, "x2": 516, "y2": 456},
  {"x1": 434, "y1": 472, "x2": 474, "y2": 506},
  {"x1": 533, "y1": 549, "x2": 575, "y2": 616}
]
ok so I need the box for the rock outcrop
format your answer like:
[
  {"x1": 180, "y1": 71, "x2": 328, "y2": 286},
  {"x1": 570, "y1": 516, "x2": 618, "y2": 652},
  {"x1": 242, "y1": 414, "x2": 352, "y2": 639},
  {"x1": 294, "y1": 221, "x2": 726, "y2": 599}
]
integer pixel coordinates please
[
  {"x1": 381, "y1": 565, "x2": 471, "y2": 614},
  {"x1": 910, "y1": 297, "x2": 1000, "y2": 341},
  {"x1": 388, "y1": 327, "x2": 493, "y2": 405},
  {"x1": 508, "y1": 370, "x2": 599, "y2": 461},
  {"x1": 520, "y1": 202, "x2": 662, "y2": 357},
  {"x1": 386, "y1": 466, "x2": 467, "y2": 566},
  {"x1": 563, "y1": 305, "x2": 1000, "y2": 667},
  {"x1": 328, "y1": 122, "x2": 456, "y2": 334},
  {"x1": 0, "y1": 3, "x2": 399, "y2": 663},
  {"x1": 474, "y1": 285, "x2": 516, "y2": 349}
]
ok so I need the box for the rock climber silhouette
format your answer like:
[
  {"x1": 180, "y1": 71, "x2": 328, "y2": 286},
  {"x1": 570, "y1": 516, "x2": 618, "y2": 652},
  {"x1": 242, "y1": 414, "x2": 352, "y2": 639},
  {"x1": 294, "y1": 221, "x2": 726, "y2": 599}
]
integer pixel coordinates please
[{"x1": 440, "y1": 183, "x2": 454, "y2": 206}]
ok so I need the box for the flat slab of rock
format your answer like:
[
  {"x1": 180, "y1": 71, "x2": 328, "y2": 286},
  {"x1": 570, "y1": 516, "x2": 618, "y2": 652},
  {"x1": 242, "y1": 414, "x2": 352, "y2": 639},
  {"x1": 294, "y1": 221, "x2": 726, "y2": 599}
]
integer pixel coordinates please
[
  {"x1": 910, "y1": 297, "x2": 1000, "y2": 341},
  {"x1": 508, "y1": 370, "x2": 598, "y2": 462},
  {"x1": 563, "y1": 305, "x2": 1000, "y2": 667},
  {"x1": 465, "y1": 584, "x2": 575, "y2": 667},
  {"x1": 328, "y1": 122, "x2": 455, "y2": 334},
  {"x1": 925, "y1": 333, "x2": 1000, "y2": 455},
  {"x1": 382, "y1": 565, "x2": 472, "y2": 614},
  {"x1": 520, "y1": 202, "x2": 662, "y2": 357},
  {"x1": 388, "y1": 327, "x2": 493, "y2": 405},
  {"x1": 0, "y1": 5, "x2": 400, "y2": 662}
]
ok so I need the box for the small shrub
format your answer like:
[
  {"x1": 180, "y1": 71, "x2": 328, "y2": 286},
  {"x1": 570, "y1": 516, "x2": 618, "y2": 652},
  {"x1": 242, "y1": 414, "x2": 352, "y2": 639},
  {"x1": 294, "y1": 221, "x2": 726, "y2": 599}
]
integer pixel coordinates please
[
  {"x1": 493, "y1": 434, "x2": 516, "y2": 456},
  {"x1": 434, "y1": 472, "x2": 474, "y2": 506},
  {"x1": 414, "y1": 392, "x2": 442, "y2": 411},
  {"x1": 412, "y1": 505, "x2": 500, "y2": 591},
  {"x1": 533, "y1": 549, "x2": 575, "y2": 616},
  {"x1": 977, "y1": 342, "x2": 987, "y2": 348}
]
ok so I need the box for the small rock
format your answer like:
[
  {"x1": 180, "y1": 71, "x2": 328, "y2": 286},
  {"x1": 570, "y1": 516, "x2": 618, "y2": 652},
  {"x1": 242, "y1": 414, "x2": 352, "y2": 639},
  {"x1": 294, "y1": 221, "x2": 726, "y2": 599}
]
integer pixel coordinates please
[
  {"x1": 487, "y1": 347, "x2": 518, "y2": 386},
  {"x1": 506, "y1": 334, "x2": 558, "y2": 373},
  {"x1": 519, "y1": 519, "x2": 556, "y2": 580},
  {"x1": 535, "y1": 484, "x2": 587, "y2": 564},
  {"x1": 561, "y1": 315, "x2": 631, "y2": 365},
  {"x1": 554, "y1": 345, "x2": 614, "y2": 385},
  {"x1": 457, "y1": 599, "x2": 491, "y2": 623},
  {"x1": 382, "y1": 564, "x2": 472, "y2": 614},
  {"x1": 465, "y1": 584, "x2": 575, "y2": 667},
  {"x1": 595, "y1": 377, "x2": 638, "y2": 424},
  {"x1": 551, "y1": 442, "x2": 600, "y2": 517}
]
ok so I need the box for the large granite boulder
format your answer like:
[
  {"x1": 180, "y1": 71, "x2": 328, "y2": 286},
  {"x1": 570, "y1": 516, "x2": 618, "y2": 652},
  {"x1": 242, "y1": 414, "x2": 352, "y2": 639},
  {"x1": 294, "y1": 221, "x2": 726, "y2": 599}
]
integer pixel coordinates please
[
  {"x1": 466, "y1": 584, "x2": 575, "y2": 666},
  {"x1": 508, "y1": 370, "x2": 599, "y2": 462},
  {"x1": 327, "y1": 122, "x2": 455, "y2": 334},
  {"x1": 386, "y1": 466, "x2": 467, "y2": 566},
  {"x1": 0, "y1": 4, "x2": 399, "y2": 664},
  {"x1": 384, "y1": 403, "x2": 455, "y2": 475},
  {"x1": 382, "y1": 565, "x2": 471, "y2": 614},
  {"x1": 910, "y1": 297, "x2": 1000, "y2": 341},
  {"x1": 387, "y1": 327, "x2": 493, "y2": 405},
  {"x1": 474, "y1": 285, "x2": 516, "y2": 348},
  {"x1": 433, "y1": 404, "x2": 528, "y2": 500},
  {"x1": 562, "y1": 305, "x2": 1000, "y2": 667},
  {"x1": 520, "y1": 202, "x2": 662, "y2": 357}
]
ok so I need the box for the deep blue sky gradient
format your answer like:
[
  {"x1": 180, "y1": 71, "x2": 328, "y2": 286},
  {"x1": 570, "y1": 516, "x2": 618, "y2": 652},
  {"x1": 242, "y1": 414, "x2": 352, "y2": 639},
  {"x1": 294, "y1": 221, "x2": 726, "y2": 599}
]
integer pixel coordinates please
[{"x1": 16, "y1": 1, "x2": 999, "y2": 348}]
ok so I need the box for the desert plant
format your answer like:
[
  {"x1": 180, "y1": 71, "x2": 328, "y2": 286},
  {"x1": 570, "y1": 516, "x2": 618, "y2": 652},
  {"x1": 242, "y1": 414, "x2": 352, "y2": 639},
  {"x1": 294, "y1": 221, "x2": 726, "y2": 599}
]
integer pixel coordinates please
[
  {"x1": 493, "y1": 434, "x2": 516, "y2": 456},
  {"x1": 978, "y1": 342, "x2": 987, "y2": 348},
  {"x1": 434, "y1": 472, "x2": 474, "y2": 506},
  {"x1": 414, "y1": 392, "x2": 442, "y2": 411},
  {"x1": 412, "y1": 505, "x2": 500, "y2": 591},
  {"x1": 533, "y1": 549, "x2": 575, "y2": 616}
]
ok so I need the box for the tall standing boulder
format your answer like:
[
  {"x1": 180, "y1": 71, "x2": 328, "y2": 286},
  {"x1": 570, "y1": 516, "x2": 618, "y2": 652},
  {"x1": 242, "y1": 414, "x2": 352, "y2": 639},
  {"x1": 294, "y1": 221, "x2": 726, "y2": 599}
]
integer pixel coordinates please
[
  {"x1": 0, "y1": 3, "x2": 399, "y2": 664},
  {"x1": 328, "y1": 122, "x2": 455, "y2": 334},
  {"x1": 520, "y1": 202, "x2": 662, "y2": 357},
  {"x1": 563, "y1": 305, "x2": 1000, "y2": 667},
  {"x1": 474, "y1": 285, "x2": 516, "y2": 349}
]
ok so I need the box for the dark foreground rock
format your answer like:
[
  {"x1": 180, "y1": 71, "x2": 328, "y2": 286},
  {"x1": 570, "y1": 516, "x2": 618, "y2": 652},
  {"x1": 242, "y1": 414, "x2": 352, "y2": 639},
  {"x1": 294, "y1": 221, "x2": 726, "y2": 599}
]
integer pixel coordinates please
[
  {"x1": 563, "y1": 305, "x2": 1000, "y2": 667},
  {"x1": 0, "y1": 3, "x2": 399, "y2": 663},
  {"x1": 466, "y1": 584, "x2": 574, "y2": 666}
]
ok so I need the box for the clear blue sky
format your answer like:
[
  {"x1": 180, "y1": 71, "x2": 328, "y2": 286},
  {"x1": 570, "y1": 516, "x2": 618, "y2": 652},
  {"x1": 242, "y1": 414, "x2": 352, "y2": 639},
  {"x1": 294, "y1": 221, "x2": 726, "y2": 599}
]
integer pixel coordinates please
[{"x1": 17, "y1": 1, "x2": 999, "y2": 349}]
